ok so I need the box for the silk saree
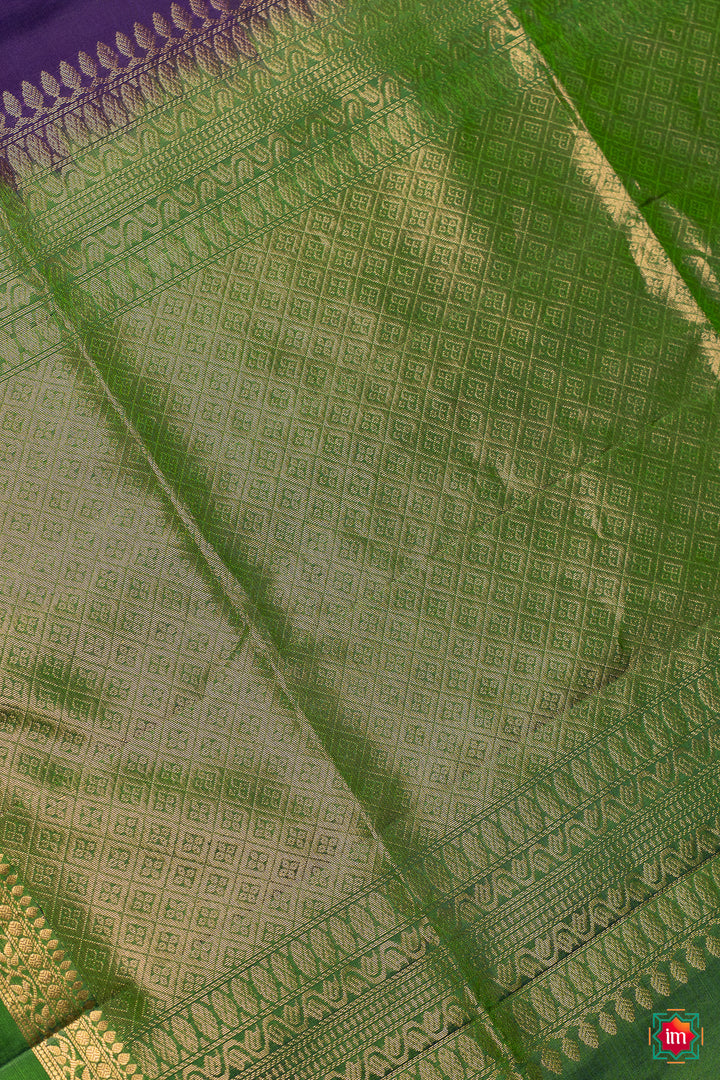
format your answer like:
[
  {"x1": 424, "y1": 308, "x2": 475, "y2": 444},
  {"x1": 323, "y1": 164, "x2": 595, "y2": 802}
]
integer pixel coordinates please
[{"x1": 1, "y1": 0, "x2": 720, "y2": 1076}]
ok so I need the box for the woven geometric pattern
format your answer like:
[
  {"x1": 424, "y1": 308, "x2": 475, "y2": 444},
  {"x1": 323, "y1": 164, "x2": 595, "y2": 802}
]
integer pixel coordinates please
[{"x1": 0, "y1": 0, "x2": 720, "y2": 1077}]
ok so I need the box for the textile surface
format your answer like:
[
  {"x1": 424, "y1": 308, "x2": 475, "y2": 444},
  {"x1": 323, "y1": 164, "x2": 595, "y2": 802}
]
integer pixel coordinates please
[{"x1": 0, "y1": 0, "x2": 720, "y2": 1077}]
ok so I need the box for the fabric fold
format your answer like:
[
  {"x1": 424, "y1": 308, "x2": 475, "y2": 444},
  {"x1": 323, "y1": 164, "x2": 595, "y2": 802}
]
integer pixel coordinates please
[{"x1": 1, "y1": 1, "x2": 720, "y2": 1077}]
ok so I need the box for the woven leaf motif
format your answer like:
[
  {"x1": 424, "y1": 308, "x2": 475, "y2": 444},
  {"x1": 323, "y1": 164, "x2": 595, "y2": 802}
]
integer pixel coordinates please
[{"x1": 0, "y1": 2, "x2": 720, "y2": 1079}]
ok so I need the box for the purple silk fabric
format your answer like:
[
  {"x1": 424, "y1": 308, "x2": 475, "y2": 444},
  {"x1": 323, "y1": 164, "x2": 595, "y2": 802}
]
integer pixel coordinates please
[{"x1": 0, "y1": 0, "x2": 206, "y2": 100}]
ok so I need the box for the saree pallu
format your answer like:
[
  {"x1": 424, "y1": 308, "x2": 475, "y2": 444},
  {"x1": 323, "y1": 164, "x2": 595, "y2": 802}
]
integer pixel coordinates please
[{"x1": 0, "y1": 0, "x2": 720, "y2": 1076}]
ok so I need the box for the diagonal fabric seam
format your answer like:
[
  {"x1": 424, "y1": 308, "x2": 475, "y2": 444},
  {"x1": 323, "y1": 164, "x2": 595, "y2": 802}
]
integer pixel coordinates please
[
  {"x1": 2, "y1": 5, "x2": 719, "y2": 1073},
  {"x1": 2, "y1": 0, "x2": 715, "y2": 527},
  {"x1": 0, "y1": 149, "x2": 713, "y2": 1071},
  {"x1": 0, "y1": 187, "x2": 534, "y2": 1079},
  {"x1": 507, "y1": 3, "x2": 720, "y2": 376}
]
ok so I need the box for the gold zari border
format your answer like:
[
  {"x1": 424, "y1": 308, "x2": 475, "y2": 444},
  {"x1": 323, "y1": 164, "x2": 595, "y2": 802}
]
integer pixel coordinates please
[
  {"x1": 0, "y1": 854, "x2": 141, "y2": 1078},
  {"x1": 33, "y1": 1011, "x2": 141, "y2": 1080},
  {"x1": 0, "y1": 855, "x2": 89, "y2": 1044}
]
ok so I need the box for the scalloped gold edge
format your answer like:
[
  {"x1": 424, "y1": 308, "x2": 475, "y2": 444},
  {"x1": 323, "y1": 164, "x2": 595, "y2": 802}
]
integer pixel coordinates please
[
  {"x1": 0, "y1": 853, "x2": 143, "y2": 1078},
  {"x1": 0, "y1": 855, "x2": 91, "y2": 1044},
  {"x1": 33, "y1": 1011, "x2": 142, "y2": 1080}
]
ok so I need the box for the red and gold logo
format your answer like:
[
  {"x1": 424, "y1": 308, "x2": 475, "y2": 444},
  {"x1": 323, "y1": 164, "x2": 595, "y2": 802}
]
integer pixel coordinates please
[{"x1": 651, "y1": 1010, "x2": 701, "y2": 1063}]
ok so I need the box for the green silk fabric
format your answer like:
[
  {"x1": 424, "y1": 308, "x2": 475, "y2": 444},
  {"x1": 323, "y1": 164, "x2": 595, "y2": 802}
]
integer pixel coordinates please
[
  {"x1": 0, "y1": 1053, "x2": 50, "y2": 1080},
  {"x1": 1, "y1": 0, "x2": 720, "y2": 1076},
  {"x1": 0, "y1": 1002, "x2": 29, "y2": 1072}
]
